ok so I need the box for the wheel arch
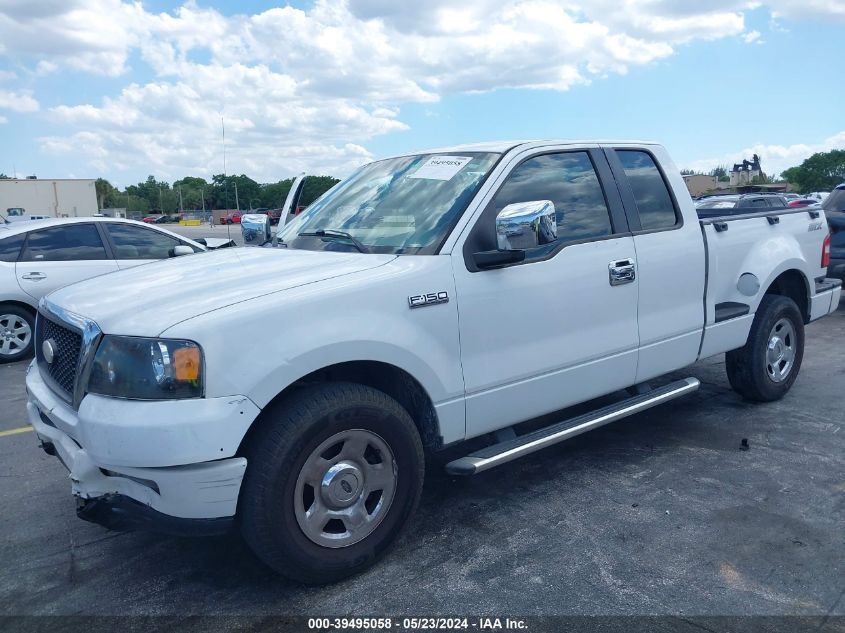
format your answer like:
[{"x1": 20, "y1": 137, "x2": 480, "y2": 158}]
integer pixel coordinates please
[
  {"x1": 0, "y1": 299, "x2": 37, "y2": 318},
  {"x1": 240, "y1": 360, "x2": 443, "y2": 455},
  {"x1": 762, "y1": 268, "x2": 810, "y2": 323}
]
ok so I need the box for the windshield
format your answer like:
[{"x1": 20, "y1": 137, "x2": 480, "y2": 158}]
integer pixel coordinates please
[{"x1": 278, "y1": 152, "x2": 500, "y2": 254}]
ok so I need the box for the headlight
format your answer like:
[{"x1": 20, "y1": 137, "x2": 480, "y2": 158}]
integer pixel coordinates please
[{"x1": 87, "y1": 336, "x2": 204, "y2": 400}]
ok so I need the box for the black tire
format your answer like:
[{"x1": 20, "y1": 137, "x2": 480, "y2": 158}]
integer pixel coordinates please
[
  {"x1": 725, "y1": 294, "x2": 805, "y2": 402},
  {"x1": 239, "y1": 382, "x2": 424, "y2": 584},
  {"x1": 0, "y1": 304, "x2": 35, "y2": 364}
]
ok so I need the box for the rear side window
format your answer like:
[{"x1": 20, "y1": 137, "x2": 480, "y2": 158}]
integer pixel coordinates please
[
  {"x1": 0, "y1": 233, "x2": 25, "y2": 262},
  {"x1": 105, "y1": 223, "x2": 187, "y2": 259},
  {"x1": 617, "y1": 150, "x2": 678, "y2": 231},
  {"x1": 20, "y1": 224, "x2": 108, "y2": 261}
]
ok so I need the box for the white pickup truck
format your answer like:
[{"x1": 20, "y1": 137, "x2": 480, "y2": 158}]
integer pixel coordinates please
[{"x1": 26, "y1": 141, "x2": 841, "y2": 584}]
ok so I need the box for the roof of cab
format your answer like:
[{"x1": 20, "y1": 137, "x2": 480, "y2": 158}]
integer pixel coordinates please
[{"x1": 385, "y1": 139, "x2": 659, "y2": 159}]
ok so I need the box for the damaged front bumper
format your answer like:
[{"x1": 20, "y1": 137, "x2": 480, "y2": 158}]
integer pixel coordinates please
[{"x1": 26, "y1": 362, "x2": 252, "y2": 533}]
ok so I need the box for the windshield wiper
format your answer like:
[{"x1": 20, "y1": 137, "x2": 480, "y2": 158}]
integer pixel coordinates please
[{"x1": 298, "y1": 229, "x2": 368, "y2": 253}]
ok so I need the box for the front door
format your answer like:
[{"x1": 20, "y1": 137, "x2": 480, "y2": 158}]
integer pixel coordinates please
[{"x1": 452, "y1": 148, "x2": 641, "y2": 439}]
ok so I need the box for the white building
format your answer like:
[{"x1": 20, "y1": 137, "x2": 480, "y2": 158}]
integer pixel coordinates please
[
  {"x1": 729, "y1": 155, "x2": 765, "y2": 187},
  {"x1": 0, "y1": 178, "x2": 98, "y2": 221}
]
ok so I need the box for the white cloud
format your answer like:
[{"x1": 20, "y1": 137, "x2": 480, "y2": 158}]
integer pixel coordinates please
[
  {"x1": 0, "y1": 0, "x2": 843, "y2": 179},
  {"x1": 743, "y1": 29, "x2": 762, "y2": 43},
  {"x1": 686, "y1": 131, "x2": 845, "y2": 178},
  {"x1": 0, "y1": 89, "x2": 39, "y2": 112}
]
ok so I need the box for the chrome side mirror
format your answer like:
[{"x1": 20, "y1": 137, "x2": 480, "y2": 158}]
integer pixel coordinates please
[
  {"x1": 495, "y1": 200, "x2": 557, "y2": 251},
  {"x1": 241, "y1": 213, "x2": 271, "y2": 246}
]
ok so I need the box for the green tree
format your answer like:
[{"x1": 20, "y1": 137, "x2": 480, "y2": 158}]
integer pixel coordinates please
[
  {"x1": 710, "y1": 165, "x2": 730, "y2": 182},
  {"x1": 173, "y1": 176, "x2": 210, "y2": 210},
  {"x1": 780, "y1": 150, "x2": 845, "y2": 193},
  {"x1": 259, "y1": 178, "x2": 294, "y2": 208},
  {"x1": 94, "y1": 178, "x2": 118, "y2": 210},
  {"x1": 127, "y1": 175, "x2": 173, "y2": 212},
  {"x1": 0, "y1": 173, "x2": 10, "y2": 180},
  {"x1": 300, "y1": 176, "x2": 340, "y2": 206}
]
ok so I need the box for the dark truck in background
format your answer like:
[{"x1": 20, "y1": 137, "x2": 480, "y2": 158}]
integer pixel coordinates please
[{"x1": 824, "y1": 184, "x2": 845, "y2": 280}]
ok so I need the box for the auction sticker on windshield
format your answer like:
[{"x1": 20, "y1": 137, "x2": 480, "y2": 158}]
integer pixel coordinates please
[{"x1": 409, "y1": 156, "x2": 472, "y2": 180}]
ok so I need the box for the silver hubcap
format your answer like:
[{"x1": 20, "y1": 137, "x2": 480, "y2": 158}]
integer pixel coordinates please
[
  {"x1": 0, "y1": 314, "x2": 31, "y2": 356},
  {"x1": 294, "y1": 429, "x2": 397, "y2": 548},
  {"x1": 766, "y1": 318, "x2": 796, "y2": 383}
]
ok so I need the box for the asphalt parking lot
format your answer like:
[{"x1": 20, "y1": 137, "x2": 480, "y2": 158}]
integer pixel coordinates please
[{"x1": 0, "y1": 300, "x2": 843, "y2": 621}]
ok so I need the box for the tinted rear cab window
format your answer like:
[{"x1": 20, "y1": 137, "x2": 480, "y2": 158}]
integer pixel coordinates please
[{"x1": 617, "y1": 150, "x2": 679, "y2": 231}]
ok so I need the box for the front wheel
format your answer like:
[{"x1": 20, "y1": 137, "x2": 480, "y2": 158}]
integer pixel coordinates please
[
  {"x1": 0, "y1": 305, "x2": 35, "y2": 364},
  {"x1": 239, "y1": 382, "x2": 424, "y2": 584},
  {"x1": 726, "y1": 294, "x2": 805, "y2": 402}
]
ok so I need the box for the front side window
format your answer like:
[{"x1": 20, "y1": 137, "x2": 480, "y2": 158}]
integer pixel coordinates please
[
  {"x1": 487, "y1": 152, "x2": 613, "y2": 245},
  {"x1": 21, "y1": 224, "x2": 107, "y2": 261},
  {"x1": 278, "y1": 152, "x2": 500, "y2": 254},
  {"x1": 617, "y1": 150, "x2": 678, "y2": 230},
  {"x1": 106, "y1": 223, "x2": 186, "y2": 259}
]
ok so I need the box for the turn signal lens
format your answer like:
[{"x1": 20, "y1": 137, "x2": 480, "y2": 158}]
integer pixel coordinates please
[{"x1": 173, "y1": 346, "x2": 201, "y2": 381}]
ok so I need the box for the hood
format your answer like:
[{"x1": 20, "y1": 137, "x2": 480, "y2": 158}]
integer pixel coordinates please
[{"x1": 45, "y1": 247, "x2": 396, "y2": 336}]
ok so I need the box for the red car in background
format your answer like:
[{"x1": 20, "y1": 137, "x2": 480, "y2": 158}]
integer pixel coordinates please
[
  {"x1": 221, "y1": 211, "x2": 242, "y2": 224},
  {"x1": 142, "y1": 216, "x2": 158, "y2": 223},
  {"x1": 788, "y1": 199, "x2": 818, "y2": 208}
]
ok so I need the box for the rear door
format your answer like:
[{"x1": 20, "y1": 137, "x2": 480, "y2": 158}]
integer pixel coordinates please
[
  {"x1": 102, "y1": 222, "x2": 198, "y2": 269},
  {"x1": 604, "y1": 146, "x2": 706, "y2": 382},
  {"x1": 15, "y1": 223, "x2": 119, "y2": 302}
]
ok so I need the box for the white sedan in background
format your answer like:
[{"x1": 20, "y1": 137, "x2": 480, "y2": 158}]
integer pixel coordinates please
[{"x1": 0, "y1": 217, "x2": 220, "y2": 363}]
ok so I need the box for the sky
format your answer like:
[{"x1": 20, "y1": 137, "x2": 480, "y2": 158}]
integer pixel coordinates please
[{"x1": 0, "y1": 0, "x2": 844, "y2": 188}]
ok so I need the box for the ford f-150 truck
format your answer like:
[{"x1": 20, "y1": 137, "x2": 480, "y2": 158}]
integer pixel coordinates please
[{"x1": 25, "y1": 141, "x2": 841, "y2": 584}]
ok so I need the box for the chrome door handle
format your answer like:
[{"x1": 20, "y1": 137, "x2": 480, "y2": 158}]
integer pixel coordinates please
[
  {"x1": 609, "y1": 259, "x2": 636, "y2": 286},
  {"x1": 21, "y1": 272, "x2": 47, "y2": 281}
]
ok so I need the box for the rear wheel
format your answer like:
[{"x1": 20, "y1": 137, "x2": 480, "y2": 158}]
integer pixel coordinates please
[
  {"x1": 239, "y1": 382, "x2": 424, "y2": 584},
  {"x1": 0, "y1": 305, "x2": 35, "y2": 364},
  {"x1": 726, "y1": 294, "x2": 804, "y2": 402}
]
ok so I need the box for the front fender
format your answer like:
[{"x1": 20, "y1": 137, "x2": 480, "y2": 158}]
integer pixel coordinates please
[{"x1": 163, "y1": 255, "x2": 466, "y2": 443}]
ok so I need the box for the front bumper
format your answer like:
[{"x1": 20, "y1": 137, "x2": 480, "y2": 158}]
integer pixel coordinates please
[
  {"x1": 76, "y1": 494, "x2": 233, "y2": 536},
  {"x1": 26, "y1": 362, "x2": 256, "y2": 523}
]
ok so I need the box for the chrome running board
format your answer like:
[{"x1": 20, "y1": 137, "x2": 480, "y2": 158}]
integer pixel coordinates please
[{"x1": 445, "y1": 377, "x2": 700, "y2": 476}]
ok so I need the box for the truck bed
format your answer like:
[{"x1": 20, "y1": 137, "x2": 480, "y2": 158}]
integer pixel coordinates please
[{"x1": 697, "y1": 206, "x2": 832, "y2": 359}]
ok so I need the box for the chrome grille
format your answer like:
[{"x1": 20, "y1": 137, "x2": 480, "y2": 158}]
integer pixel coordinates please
[{"x1": 36, "y1": 313, "x2": 82, "y2": 400}]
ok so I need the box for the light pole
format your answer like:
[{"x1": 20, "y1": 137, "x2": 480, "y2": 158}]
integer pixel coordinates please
[{"x1": 234, "y1": 182, "x2": 240, "y2": 211}]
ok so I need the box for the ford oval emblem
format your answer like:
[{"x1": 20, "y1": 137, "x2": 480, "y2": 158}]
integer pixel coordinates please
[{"x1": 42, "y1": 339, "x2": 56, "y2": 364}]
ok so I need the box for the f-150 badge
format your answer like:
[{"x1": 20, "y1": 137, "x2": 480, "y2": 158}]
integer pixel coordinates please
[{"x1": 408, "y1": 291, "x2": 449, "y2": 308}]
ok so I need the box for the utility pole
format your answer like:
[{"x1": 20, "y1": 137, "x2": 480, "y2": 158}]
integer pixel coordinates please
[
  {"x1": 234, "y1": 181, "x2": 240, "y2": 211},
  {"x1": 222, "y1": 116, "x2": 229, "y2": 212},
  {"x1": 158, "y1": 185, "x2": 163, "y2": 213},
  {"x1": 178, "y1": 186, "x2": 183, "y2": 213}
]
